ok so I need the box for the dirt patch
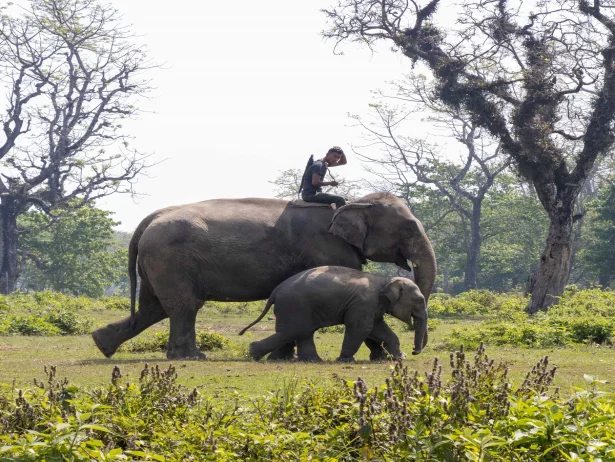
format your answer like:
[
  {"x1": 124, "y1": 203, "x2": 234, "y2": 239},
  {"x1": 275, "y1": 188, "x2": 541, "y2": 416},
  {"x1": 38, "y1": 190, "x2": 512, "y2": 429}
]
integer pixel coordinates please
[{"x1": 0, "y1": 345, "x2": 20, "y2": 351}]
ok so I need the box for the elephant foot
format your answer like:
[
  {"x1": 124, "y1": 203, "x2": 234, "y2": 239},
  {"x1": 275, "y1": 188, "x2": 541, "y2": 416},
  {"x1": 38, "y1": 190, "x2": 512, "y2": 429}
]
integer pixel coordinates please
[
  {"x1": 166, "y1": 345, "x2": 207, "y2": 361},
  {"x1": 336, "y1": 356, "x2": 356, "y2": 363},
  {"x1": 297, "y1": 355, "x2": 323, "y2": 363},
  {"x1": 249, "y1": 343, "x2": 266, "y2": 361},
  {"x1": 266, "y1": 344, "x2": 296, "y2": 361},
  {"x1": 92, "y1": 328, "x2": 119, "y2": 358},
  {"x1": 369, "y1": 350, "x2": 390, "y2": 361},
  {"x1": 265, "y1": 352, "x2": 296, "y2": 361}
]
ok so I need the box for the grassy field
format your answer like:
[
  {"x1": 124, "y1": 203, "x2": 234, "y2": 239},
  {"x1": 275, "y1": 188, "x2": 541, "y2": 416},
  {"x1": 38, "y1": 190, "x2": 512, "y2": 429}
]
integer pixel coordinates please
[{"x1": 1, "y1": 304, "x2": 613, "y2": 398}]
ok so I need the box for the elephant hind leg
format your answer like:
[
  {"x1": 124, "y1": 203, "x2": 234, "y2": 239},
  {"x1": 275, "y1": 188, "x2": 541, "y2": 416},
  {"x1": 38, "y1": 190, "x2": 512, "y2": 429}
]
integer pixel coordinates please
[
  {"x1": 92, "y1": 280, "x2": 167, "y2": 358},
  {"x1": 161, "y1": 295, "x2": 206, "y2": 360},
  {"x1": 296, "y1": 333, "x2": 322, "y2": 362},
  {"x1": 250, "y1": 333, "x2": 297, "y2": 361},
  {"x1": 265, "y1": 342, "x2": 296, "y2": 361}
]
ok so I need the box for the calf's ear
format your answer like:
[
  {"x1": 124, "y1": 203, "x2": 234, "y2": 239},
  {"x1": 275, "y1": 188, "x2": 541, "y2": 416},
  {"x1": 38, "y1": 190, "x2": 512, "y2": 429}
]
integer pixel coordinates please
[{"x1": 382, "y1": 279, "x2": 404, "y2": 304}]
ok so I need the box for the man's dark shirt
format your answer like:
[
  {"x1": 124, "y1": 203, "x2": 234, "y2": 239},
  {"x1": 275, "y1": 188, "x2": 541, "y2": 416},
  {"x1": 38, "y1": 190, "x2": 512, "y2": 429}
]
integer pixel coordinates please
[{"x1": 302, "y1": 160, "x2": 327, "y2": 195}]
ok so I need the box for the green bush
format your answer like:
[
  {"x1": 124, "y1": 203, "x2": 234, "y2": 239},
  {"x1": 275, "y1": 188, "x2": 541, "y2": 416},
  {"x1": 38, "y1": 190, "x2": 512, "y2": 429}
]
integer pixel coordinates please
[
  {"x1": 43, "y1": 310, "x2": 92, "y2": 335},
  {"x1": 318, "y1": 324, "x2": 346, "y2": 333},
  {"x1": 0, "y1": 315, "x2": 61, "y2": 335},
  {"x1": 554, "y1": 316, "x2": 615, "y2": 344},
  {"x1": 98, "y1": 296, "x2": 131, "y2": 311},
  {"x1": 0, "y1": 291, "x2": 131, "y2": 314},
  {"x1": 206, "y1": 300, "x2": 265, "y2": 315},
  {"x1": 429, "y1": 290, "x2": 526, "y2": 318},
  {"x1": 442, "y1": 321, "x2": 570, "y2": 349},
  {"x1": 1, "y1": 345, "x2": 615, "y2": 460},
  {"x1": 119, "y1": 330, "x2": 231, "y2": 353}
]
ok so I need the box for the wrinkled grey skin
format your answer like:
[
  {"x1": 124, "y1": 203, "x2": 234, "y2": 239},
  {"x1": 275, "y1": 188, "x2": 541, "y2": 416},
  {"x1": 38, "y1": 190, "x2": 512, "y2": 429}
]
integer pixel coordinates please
[
  {"x1": 91, "y1": 192, "x2": 436, "y2": 360},
  {"x1": 240, "y1": 266, "x2": 428, "y2": 362}
]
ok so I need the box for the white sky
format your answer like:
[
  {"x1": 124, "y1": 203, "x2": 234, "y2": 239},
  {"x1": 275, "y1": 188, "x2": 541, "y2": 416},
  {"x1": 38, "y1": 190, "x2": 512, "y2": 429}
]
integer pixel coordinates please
[{"x1": 95, "y1": 0, "x2": 418, "y2": 231}]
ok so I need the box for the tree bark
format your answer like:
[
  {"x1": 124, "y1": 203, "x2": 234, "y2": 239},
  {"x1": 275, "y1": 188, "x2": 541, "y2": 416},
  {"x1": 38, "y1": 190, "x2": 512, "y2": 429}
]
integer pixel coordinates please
[
  {"x1": 443, "y1": 255, "x2": 450, "y2": 294},
  {"x1": 526, "y1": 206, "x2": 573, "y2": 314},
  {"x1": 0, "y1": 197, "x2": 20, "y2": 294},
  {"x1": 598, "y1": 271, "x2": 610, "y2": 289},
  {"x1": 463, "y1": 200, "x2": 481, "y2": 291}
]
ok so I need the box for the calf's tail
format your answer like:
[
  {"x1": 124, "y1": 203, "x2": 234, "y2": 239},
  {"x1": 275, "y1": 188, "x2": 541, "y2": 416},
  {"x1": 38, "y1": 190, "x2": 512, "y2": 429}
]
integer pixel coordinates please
[{"x1": 239, "y1": 291, "x2": 277, "y2": 335}]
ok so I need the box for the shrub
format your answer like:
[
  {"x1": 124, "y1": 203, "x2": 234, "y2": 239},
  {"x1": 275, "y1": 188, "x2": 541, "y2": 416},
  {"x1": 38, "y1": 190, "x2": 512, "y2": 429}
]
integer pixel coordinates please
[
  {"x1": 119, "y1": 330, "x2": 231, "y2": 353},
  {"x1": 318, "y1": 324, "x2": 346, "y2": 333},
  {"x1": 1, "y1": 315, "x2": 61, "y2": 336},
  {"x1": 429, "y1": 290, "x2": 526, "y2": 318},
  {"x1": 442, "y1": 321, "x2": 570, "y2": 349},
  {"x1": 196, "y1": 331, "x2": 231, "y2": 350},
  {"x1": 555, "y1": 316, "x2": 615, "y2": 344},
  {"x1": 206, "y1": 300, "x2": 265, "y2": 315},
  {"x1": 44, "y1": 310, "x2": 92, "y2": 335},
  {"x1": 0, "y1": 309, "x2": 92, "y2": 336},
  {"x1": 1, "y1": 345, "x2": 615, "y2": 460},
  {"x1": 99, "y1": 296, "x2": 131, "y2": 311},
  {"x1": 0, "y1": 291, "x2": 132, "y2": 314}
]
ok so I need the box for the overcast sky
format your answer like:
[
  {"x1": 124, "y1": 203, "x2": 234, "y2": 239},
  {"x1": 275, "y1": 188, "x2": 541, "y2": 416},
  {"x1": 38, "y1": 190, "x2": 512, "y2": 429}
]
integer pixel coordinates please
[{"x1": 92, "y1": 0, "x2": 419, "y2": 231}]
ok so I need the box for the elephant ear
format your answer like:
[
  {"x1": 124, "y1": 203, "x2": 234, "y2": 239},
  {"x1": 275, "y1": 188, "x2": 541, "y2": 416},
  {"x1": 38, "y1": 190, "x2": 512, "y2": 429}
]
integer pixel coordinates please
[
  {"x1": 382, "y1": 279, "x2": 404, "y2": 304},
  {"x1": 328, "y1": 203, "x2": 372, "y2": 251}
]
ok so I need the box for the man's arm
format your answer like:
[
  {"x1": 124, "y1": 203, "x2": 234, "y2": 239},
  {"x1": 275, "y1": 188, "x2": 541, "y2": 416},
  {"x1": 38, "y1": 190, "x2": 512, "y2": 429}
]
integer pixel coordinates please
[{"x1": 312, "y1": 172, "x2": 338, "y2": 187}]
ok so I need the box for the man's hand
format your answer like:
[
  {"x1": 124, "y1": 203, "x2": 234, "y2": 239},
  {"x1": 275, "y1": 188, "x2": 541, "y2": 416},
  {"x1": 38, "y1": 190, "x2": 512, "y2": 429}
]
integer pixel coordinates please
[{"x1": 329, "y1": 181, "x2": 339, "y2": 187}]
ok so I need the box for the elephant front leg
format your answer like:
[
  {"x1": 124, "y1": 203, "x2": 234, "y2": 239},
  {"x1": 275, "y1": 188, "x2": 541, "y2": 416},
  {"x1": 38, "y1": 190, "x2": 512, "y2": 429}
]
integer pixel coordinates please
[
  {"x1": 337, "y1": 318, "x2": 373, "y2": 362},
  {"x1": 296, "y1": 333, "x2": 322, "y2": 362},
  {"x1": 364, "y1": 337, "x2": 390, "y2": 361},
  {"x1": 367, "y1": 319, "x2": 402, "y2": 361}
]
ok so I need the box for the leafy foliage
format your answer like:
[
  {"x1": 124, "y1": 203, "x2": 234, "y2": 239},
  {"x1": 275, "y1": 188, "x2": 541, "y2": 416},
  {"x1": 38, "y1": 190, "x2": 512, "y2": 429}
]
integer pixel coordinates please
[
  {"x1": 580, "y1": 182, "x2": 615, "y2": 286},
  {"x1": 118, "y1": 330, "x2": 231, "y2": 353},
  {"x1": 435, "y1": 289, "x2": 615, "y2": 348},
  {"x1": 19, "y1": 206, "x2": 127, "y2": 297},
  {"x1": 1, "y1": 346, "x2": 614, "y2": 460},
  {"x1": 0, "y1": 291, "x2": 130, "y2": 313},
  {"x1": 0, "y1": 310, "x2": 91, "y2": 336},
  {"x1": 0, "y1": 291, "x2": 132, "y2": 336}
]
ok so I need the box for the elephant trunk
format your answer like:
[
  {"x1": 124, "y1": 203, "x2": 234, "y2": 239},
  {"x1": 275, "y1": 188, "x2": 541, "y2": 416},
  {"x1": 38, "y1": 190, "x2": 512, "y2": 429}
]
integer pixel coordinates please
[
  {"x1": 411, "y1": 242, "x2": 437, "y2": 304},
  {"x1": 412, "y1": 314, "x2": 428, "y2": 355}
]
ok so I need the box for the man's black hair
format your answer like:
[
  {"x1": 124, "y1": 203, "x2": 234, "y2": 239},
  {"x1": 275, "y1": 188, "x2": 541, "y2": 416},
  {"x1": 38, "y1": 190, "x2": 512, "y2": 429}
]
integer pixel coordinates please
[{"x1": 327, "y1": 146, "x2": 344, "y2": 155}]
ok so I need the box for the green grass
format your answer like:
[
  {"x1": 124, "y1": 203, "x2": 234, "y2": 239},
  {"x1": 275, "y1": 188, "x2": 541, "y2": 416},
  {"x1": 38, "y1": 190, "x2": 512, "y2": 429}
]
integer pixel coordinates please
[{"x1": 1, "y1": 306, "x2": 613, "y2": 398}]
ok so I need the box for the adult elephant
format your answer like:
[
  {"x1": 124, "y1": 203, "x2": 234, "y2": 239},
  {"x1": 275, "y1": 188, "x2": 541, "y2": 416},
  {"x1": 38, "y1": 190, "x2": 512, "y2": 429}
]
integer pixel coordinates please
[{"x1": 91, "y1": 192, "x2": 437, "y2": 359}]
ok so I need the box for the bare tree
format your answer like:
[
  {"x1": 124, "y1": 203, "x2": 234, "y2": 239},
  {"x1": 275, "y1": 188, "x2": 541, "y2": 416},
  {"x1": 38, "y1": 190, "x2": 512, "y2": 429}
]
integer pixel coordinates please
[
  {"x1": 270, "y1": 168, "x2": 363, "y2": 200},
  {"x1": 324, "y1": 0, "x2": 615, "y2": 312},
  {"x1": 0, "y1": 0, "x2": 152, "y2": 292},
  {"x1": 354, "y1": 88, "x2": 509, "y2": 289}
]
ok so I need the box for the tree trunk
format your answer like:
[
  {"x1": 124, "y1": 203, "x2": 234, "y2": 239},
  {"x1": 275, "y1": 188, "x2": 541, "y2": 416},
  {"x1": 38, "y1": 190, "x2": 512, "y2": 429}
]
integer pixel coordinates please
[
  {"x1": 443, "y1": 255, "x2": 450, "y2": 294},
  {"x1": 598, "y1": 271, "x2": 610, "y2": 289},
  {"x1": 463, "y1": 200, "x2": 481, "y2": 291},
  {"x1": 526, "y1": 207, "x2": 573, "y2": 314},
  {"x1": 0, "y1": 197, "x2": 19, "y2": 294}
]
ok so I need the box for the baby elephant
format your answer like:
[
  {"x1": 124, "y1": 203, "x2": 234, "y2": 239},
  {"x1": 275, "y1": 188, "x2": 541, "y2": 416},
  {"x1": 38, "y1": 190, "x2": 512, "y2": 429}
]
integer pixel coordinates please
[{"x1": 239, "y1": 266, "x2": 428, "y2": 362}]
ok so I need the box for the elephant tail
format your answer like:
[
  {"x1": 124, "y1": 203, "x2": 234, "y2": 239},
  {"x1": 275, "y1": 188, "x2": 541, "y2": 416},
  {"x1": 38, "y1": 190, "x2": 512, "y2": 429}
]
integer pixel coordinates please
[
  {"x1": 238, "y1": 291, "x2": 276, "y2": 335},
  {"x1": 128, "y1": 228, "x2": 140, "y2": 328},
  {"x1": 128, "y1": 210, "x2": 166, "y2": 329}
]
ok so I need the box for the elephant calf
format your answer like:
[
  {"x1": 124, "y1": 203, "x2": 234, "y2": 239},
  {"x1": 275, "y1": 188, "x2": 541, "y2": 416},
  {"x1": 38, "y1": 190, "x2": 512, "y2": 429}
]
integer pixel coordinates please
[{"x1": 239, "y1": 266, "x2": 428, "y2": 362}]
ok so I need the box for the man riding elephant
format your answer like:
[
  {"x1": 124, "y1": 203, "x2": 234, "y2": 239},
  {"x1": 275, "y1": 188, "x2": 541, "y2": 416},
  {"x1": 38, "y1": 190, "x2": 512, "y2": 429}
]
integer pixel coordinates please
[
  {"x1": 299, "y1": 146, "x2": 347, "y2": 208},
  {"x1": 91, "y1": 192, "x2": 436, "y2": 360}
]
